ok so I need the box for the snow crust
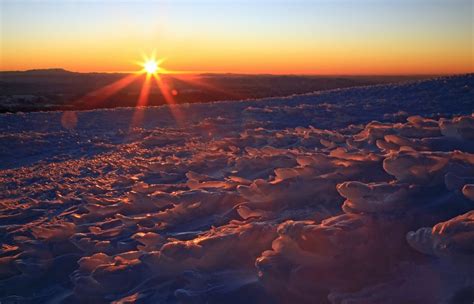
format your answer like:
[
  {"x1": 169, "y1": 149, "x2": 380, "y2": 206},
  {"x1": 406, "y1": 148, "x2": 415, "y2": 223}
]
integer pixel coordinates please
[{"x1": 0, "y1": 75, "x2": 473, "y2": 303}]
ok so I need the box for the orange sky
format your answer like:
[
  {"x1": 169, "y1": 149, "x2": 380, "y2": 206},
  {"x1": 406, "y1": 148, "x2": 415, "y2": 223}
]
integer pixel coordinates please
[{"x1": 1, "y1": 1, "x2": 473, "y2": 75}]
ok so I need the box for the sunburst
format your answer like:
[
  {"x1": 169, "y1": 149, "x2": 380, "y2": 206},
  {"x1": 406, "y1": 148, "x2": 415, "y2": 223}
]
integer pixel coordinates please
[{"x1": 138, "y1": 53, "x2": 166, "y2": 75}]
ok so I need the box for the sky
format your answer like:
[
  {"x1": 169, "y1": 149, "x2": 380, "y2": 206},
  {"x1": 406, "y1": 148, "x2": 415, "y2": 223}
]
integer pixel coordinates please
[{"x1": 0, "y1": 0, "x2": 473, "y2": 75}]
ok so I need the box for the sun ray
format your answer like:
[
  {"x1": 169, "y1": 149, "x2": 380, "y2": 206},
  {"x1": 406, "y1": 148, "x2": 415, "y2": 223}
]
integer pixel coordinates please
[
  {"x1": 169, "y1": 74, "x2": 240, "y2": 99},
  {"x1": 137, "y1": 73, "x2": 152, "y2": 107},
  {"x1": 75, "y1": 73, "x2": 141, "y2": 108},
  {"x1": 152, "y1": 73, "x2": 185, "y2": 126},
  {"x1": 130, "y1": 73, "x2": 153, "y2": 128}
]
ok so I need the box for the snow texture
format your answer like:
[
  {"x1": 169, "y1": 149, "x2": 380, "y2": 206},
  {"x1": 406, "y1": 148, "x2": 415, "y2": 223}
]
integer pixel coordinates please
[{"x1": 0, "y1": 74, "x2": 473, "y2": 303}]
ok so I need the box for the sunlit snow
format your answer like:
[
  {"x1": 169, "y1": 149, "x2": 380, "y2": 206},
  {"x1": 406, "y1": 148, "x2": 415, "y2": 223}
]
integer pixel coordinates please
[{"x1": 0, "y1": 75, "x2": 473, "y2": 303}]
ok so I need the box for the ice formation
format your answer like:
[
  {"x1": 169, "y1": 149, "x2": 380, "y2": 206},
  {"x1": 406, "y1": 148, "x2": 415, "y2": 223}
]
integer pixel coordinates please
[{"x1": 0, "y1": 75, "x2": 473, "y2": 303}]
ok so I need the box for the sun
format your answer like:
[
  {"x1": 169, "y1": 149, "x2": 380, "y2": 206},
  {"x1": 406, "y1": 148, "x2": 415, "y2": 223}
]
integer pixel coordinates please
[
  {"x1": 143, "y1": 59, "x2": 159, "y2": 74},
  {"x1": 137, "y1": 53, "x2": 168, "y2": 75}
]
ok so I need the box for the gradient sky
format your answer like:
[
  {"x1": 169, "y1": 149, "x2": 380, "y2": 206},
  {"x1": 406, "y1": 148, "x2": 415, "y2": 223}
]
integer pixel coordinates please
[{"x1": 1, "y1": 0, "x2": 473, "y2": 74}]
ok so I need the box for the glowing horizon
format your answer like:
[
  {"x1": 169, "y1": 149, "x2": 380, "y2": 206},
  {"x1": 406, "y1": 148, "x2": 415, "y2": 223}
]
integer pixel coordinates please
[{"x1": 1, "y1": 0, "x2": 473, "y2": 75}]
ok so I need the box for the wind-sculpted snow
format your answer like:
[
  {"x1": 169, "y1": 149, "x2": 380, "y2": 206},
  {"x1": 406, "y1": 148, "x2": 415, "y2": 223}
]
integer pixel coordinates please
[{"x1": 0, "y1": 75, "x2": 473, "y2": 303}]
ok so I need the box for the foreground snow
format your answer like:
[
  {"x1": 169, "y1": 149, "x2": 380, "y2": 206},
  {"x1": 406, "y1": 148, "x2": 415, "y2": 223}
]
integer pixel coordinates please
[{"x1": 0, "y1": 75, "x2": 473, "y2": 303}]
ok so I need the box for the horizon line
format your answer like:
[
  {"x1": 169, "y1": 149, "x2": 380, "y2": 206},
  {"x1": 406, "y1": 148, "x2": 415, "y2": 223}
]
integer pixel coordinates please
[{"x1": 1, "y1": 68, "x2": 472, "y2": 77}]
